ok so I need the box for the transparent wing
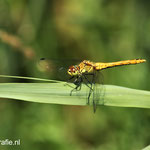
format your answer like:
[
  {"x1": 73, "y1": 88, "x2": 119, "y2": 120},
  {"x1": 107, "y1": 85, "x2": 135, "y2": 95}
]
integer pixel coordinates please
[
  {"x1": 92, "y1": 71, "x2": 105, "y2": 113},
  {"x1": 36, "y1": 58, "x2": 80, "y2": 81}
]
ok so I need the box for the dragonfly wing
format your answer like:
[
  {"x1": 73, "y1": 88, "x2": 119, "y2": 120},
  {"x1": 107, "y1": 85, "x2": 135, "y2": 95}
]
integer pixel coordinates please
[
  {"x1": 92, "y1": 71, "x2": 105, "y2": 112},
  {"x1": 37, "y1": 58, "x2": 80, "y2": 81}
]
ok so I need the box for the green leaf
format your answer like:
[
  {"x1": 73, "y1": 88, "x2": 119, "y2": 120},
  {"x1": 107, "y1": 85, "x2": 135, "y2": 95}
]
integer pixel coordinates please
[
  {"x1": 142, "y1": 145, "x2": 150, "y2": 150},
  {"x1": 0, "y1": 82, "x2": 150, "y2": 108}
]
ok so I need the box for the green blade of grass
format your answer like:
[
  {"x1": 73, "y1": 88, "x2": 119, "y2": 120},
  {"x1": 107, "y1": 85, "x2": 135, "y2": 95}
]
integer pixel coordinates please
[
  {"x1": 142, "y1": 145, "x2": 150, "y2": 150},
  {"x1": 0, "y1": 82, "x2": 149, "y2": 108},
  {"x1": 0, "y1": 74, "x2": 63, "y2": 83}
]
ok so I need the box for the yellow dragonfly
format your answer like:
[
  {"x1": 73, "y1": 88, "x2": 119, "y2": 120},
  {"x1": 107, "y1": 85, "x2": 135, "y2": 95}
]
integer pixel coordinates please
[{"x1": 67, "y1": 59, "x2": 146, "y2": 112}]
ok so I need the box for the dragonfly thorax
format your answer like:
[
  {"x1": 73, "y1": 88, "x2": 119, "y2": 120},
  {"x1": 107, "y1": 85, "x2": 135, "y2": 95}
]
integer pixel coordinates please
[{"x1": 67, "y1": 65, "x2": 80, "y2": 76}]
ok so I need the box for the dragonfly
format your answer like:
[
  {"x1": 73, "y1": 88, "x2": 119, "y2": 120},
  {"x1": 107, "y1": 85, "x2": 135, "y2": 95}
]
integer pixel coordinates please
[
  {"x1": 39, "y1": 58, "x2": 146, "y2": 112},
  {"x1": 67, "y1": 59, "x2": 146, "y2": 112}
]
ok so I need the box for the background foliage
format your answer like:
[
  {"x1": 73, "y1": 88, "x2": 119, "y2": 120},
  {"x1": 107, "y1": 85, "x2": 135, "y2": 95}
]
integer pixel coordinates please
[{"x1": 0, "y1": 0, "x2": 149, "y2": 149}]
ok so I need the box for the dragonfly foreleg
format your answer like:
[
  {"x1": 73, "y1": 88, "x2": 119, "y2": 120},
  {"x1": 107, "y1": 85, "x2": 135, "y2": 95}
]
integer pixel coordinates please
[
  {"x1": 70, "y1": 76, "x2": 82, "y2": 96},
  {"x1": 70, "y1": 84, "x2": 82, "y2": 96},
  {"x1": 64, "y1": 76, "x2": 75, "y2": 89}
]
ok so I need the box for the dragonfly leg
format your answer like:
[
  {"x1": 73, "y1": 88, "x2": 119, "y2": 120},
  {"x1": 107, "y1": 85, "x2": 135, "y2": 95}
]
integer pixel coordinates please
[
  {"x1": 83, "y1": 74, "x2": 94, "y2": 90},
  {"x1": 70, "y1": 84, "x2": 81, "y2": 96},
  {"x1": 70, "y1": 88, "x2": 75, "y2": 96},
  {"x1": 83, "y1": 73, "x2": 95, "y2": 105},
  {"x1": 87, "y1": 87, "x2": 93, "y2": 104},
  {"x1": 70, "y1": 77, "x2": 82, "y2": 96},
  {"x1": 64, "y1": 76, "x2": 75, "y2": 89},
  {"x1": 67, "y1": 76, "x2": 74, "y2": 82}
]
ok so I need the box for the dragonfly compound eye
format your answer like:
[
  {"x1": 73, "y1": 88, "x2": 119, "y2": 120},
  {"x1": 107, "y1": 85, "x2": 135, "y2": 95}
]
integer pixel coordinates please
[
  {"x1": 68, "y1": 66, "x2": 74, "y2": 76},
  {"x1": 72, "y1": 68, "x2": 76, "y2": 73},
  {"x1": 67, "y1": 66, "x2": 78, "y2": 76}
]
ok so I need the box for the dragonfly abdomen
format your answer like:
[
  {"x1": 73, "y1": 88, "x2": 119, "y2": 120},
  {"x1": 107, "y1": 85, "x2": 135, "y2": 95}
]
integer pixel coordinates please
[{"x1": 95, "y1": 59, "x2": 146, "y2": 71}]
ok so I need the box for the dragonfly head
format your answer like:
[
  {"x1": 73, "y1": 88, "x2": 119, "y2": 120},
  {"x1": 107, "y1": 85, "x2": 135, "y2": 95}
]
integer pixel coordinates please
[{"x1": 68, "y1": 66, "x2": 79, "y2": 76}]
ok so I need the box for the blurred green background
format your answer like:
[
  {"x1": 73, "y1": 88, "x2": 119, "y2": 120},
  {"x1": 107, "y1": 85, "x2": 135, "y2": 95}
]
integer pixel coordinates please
[{"x1": 0, "y1": 0, "x2": 150, "y2": 149}]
